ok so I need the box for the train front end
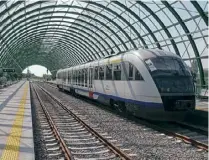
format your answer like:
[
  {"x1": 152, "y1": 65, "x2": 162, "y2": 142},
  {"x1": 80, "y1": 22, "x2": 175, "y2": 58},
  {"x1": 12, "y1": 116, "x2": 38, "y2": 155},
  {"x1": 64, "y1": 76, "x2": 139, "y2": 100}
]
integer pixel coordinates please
[{"x1": 144, "y1": 50, "x2": 195, "y2": 112}]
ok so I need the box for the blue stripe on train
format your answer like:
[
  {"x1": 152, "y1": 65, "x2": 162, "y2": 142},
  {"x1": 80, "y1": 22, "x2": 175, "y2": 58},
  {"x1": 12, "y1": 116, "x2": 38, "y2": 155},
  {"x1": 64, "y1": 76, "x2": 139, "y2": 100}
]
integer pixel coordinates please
[{"x1": 74, "y1": 87, "x2": 163, "y2": 108}]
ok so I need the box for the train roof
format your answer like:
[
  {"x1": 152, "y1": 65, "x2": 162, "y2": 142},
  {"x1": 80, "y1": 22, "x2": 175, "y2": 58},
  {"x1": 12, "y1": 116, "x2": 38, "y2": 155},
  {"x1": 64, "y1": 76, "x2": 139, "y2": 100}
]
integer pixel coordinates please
[
  {"x1": 135, "y1": 49, "x2": 180, "y2": 60},
  {"x1": 58, "y1": 49, "x2": 181, "y2": 72}
]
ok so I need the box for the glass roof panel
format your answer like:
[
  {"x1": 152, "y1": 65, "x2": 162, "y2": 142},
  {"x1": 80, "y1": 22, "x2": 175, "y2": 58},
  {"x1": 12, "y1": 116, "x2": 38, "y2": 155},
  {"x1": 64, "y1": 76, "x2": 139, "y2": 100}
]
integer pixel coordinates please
[
  {"x1": 0, "y1": 0, "x2": 208, "y2": 86},
  {"x1": 144, "y1": 2, "x2": 160, "y2": 12},
  {"x1": 197, "y1": 1, "x2": 208, "y2": 11}
]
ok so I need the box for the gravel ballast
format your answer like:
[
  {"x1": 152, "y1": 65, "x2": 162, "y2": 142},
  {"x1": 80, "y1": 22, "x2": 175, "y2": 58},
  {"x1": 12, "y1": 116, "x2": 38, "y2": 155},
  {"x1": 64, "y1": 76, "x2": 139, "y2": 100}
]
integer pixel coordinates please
[
  {"x1": 37, "y1": 83, "x2": 208, "y2": 160},
  {"x1": 31, "y1": 85, "x2": 49, "y2": 160}
]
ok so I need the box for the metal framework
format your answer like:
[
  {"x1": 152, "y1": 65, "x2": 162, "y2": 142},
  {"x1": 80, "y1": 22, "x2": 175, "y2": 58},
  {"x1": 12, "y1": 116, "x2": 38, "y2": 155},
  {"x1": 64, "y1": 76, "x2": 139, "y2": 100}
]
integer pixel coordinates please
[{"x1": 0, "y1": 0, "x2": 208, "y2": 86}]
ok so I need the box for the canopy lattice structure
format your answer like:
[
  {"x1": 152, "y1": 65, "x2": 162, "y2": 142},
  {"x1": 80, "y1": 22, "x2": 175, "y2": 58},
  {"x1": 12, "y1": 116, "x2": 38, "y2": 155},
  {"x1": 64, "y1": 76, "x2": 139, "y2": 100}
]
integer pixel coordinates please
[{"x1": 0, "y1": 0, "x2": 208, "y2": 87}]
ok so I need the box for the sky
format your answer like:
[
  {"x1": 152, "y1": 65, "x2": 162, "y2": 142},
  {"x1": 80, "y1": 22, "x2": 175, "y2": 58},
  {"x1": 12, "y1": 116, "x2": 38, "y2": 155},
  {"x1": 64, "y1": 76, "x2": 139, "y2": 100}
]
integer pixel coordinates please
[{"x1": 22, "y1": 65, "x2": 52, "y2": 77}]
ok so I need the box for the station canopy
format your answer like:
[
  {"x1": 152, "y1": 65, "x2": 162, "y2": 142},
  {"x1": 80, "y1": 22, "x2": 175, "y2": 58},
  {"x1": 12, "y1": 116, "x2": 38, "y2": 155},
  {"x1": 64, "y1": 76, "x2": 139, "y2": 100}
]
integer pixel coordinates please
[{"x1": 0, "y1": 0, "x2": 208, "y2": 86}]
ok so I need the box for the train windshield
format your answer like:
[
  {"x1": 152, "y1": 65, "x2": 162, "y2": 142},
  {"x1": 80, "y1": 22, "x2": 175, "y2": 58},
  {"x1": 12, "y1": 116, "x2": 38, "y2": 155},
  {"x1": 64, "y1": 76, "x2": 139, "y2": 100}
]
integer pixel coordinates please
[
  {"x1": 144, "y1": 56, "x2": 191, "y2": 77},
  {"x1": 145, "y1": 56, "x2": 194, "y2": 93}
]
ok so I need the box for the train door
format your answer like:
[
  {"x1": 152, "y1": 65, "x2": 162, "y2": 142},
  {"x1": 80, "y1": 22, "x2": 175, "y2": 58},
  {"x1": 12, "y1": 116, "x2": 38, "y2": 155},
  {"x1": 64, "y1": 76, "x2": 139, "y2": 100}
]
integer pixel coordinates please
[
  {"x1": 88, "y1": 67, "x2": 94, "y2": 98},
  {"x1": 122, "y1": 61, "x2": 131, "y2": 99}
]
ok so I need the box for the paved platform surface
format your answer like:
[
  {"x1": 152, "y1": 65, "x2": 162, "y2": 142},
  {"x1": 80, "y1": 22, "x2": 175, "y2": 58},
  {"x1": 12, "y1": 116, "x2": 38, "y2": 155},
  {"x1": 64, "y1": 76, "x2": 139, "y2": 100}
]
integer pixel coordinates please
[
  {"x1": 0, "y1": 81, "x2": 34, "y2": 160},
  {"x1": 196, "y1": 99, "x2": 208, "y2": 112}
]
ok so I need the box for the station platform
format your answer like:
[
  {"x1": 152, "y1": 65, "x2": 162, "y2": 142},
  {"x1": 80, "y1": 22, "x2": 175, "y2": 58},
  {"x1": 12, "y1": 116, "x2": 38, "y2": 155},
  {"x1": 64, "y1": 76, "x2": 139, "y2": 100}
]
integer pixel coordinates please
[
  {"x1": 196, "y1": 99, "x2": 208, "y2": 112},
  {"x1": 0, "y1": 81, "x2": 34, "y2": 160}
]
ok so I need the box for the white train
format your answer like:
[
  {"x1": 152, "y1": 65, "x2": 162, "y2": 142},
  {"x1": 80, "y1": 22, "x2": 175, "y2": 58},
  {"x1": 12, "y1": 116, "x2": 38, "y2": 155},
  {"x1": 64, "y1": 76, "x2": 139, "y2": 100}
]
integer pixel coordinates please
[{"x1": 56, "y1": 49, "x2": 195, "y2": 119}]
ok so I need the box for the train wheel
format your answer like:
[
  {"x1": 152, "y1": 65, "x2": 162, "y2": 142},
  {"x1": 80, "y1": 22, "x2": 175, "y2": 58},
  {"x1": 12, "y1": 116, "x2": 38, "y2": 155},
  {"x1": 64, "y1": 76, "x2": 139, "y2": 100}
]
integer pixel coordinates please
[
  {"x1": 110, "y1": 99, "x2": 126, "y2": 113},
  {"x1": 110, "y1": 99, "x2": 115, "y2": 109},
  {"x1": 117, "y1": 101, "x2": 126, "y2": 113}
]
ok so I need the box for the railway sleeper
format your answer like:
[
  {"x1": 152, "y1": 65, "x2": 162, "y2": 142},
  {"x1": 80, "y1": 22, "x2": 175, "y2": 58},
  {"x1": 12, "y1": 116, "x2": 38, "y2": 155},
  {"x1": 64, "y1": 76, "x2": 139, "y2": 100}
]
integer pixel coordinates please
[
  {"x1": 73, "y1": 154, "x2": 117, "y2": 160},
  {"x1": 63, "y1": 134, "x2": 92, "y2": 138},
  {"x1": 71, "y1": 149, "x2": 110, "y2": 155},
  {"x1": 64, "y1": 137, "x2": 96, "y2": 141},
  {"x1": 69, "y1": 145, "x2": 105, "y2": 150}
]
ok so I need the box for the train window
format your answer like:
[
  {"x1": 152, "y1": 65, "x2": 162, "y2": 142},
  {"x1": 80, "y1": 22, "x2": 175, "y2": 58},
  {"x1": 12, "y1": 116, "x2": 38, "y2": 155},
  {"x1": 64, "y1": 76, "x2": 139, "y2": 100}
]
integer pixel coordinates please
[
  {"x1": 78, "y1": 70, "x2": 81, "y2": 86},
  {"x1": 75, "y1": 70, "x2": 77, "y2": 85},
  {"x1": 99, "y1": 66, "x2": 104, "y2": 80},
  {"x1": 129, "y1": 63, "x2": 133, "y2": 80},
  {"x1": 106, "y1": 64, "x2": 112, "y2": 80},
  {"x1": 66, "y1": 71, "x2": 68, "y2": 81},
  {"x1": 81, "y1": 69, "x2": 84, "y2": 86},
  {"x1": 72, "y1": 70, "x2": 74, "y2": 85},
  {"x1": 94, "y1": 66, "x2": 98, "y2": 80},
  {"x1": 71, "y1": 71, "x2": 74, "y2": 84},
  {"x1": 113, "y1": 63, "x2": 121, "y2": 80},
  {"x1": 135, "y1": 68, "x2": 144, "y2": 80},
  {"x1": 84, "y1": 69, "x2": 87, "y2": 87},
  {"x1": 68, "y1": 71, "x2": 71, "y2": 84},
  {"x1": 89, "y1": 68, "x2": 93, "y2": 88}
]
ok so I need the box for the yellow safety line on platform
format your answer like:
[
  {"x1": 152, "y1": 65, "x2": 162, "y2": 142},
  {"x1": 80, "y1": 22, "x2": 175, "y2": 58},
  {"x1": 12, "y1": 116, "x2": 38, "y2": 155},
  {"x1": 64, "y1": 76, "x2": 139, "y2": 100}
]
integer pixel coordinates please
[{"x1": 0, "y1": 83, "x2": 28, "y2": 160}]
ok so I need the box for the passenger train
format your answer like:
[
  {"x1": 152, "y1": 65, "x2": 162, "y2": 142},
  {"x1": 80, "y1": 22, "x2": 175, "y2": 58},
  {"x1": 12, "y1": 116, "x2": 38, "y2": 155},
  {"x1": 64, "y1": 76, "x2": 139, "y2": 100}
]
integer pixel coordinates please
[{"x1": 56, "y1": 49, "x2": 195, "y2": 120}]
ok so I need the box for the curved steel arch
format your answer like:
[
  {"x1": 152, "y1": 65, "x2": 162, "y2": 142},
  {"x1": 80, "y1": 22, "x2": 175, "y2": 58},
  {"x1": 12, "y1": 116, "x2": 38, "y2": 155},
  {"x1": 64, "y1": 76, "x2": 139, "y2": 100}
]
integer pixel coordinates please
[
  {"x1": 2, "y1": 49, "x2": 61, "y2": 70},
  {"x1": 1, "y1": 35, "x2": 88, "y2": 68},
  {"x1": 0, "y1": 1, "x2": 23, "y2": 17},
  {"x1": 7, "y1": 35, "x2": 90, "y2": 65},
  {"x1": 191, "y1": 1, "x2": 208, "y2": 26},
  {"x1": 4, "y1": 46, "x2": 72, "y2": 71},
  {"x1": 0, "y1": 1, "x2": 6, "y2": 7},
  {"x1": 1, "y1": 3, "x2": 129, "y2": 50},
  {"x1": 2, "y1": 37, "x2": 89, "y2": 69},
  {"x1": 2, "y1": 12, "x2": 123, "y2": 53},
  {"x1": 2, "y1": 35, "x2": 89, "y2": 66},
  {"x1": 2, "y1": 23, "x2": 107, "y2": 58},
  {"x1": 86, "y1": 1, "x2": 146, "y2": 48},
  {"x1": 50, "y1": 45, "x2": 83, "y2": 66},
  {"x1": 1, "y1": 26, "x2": 103, "y2": 62},
  {"x1": 0, "y1": 0, "x2": 207, "y2": 88},
  {"x1": 162, "y1": 1, "x2": 205, "y2": 86},
  {"x1": 4, "y1": 17, "x2": 114, "y2": 53},
  {"x1": 113, "y1": 1, "x2": 161, "y2": 49},
  {"x1": 3, "y1": 29, "x2": 97, "y2": 62},
  {"x1": 1, "y1": 29, "x2": 96, "y2": 65},
  {"x1": 5, "y1": 31, "x2": 93, "y2": 66},
  {"x1": 2, "y1": 19, "x2": 106, "y2": 60},
  {"x1": 3, "y1": 53, "x2": 59, "y2": 72},
  {"x1": 136, "y1": 1, "x2": 181, "y2": 56},
  {"x1": 2, "y1": 16, "x2": 113, "y2": 56}
]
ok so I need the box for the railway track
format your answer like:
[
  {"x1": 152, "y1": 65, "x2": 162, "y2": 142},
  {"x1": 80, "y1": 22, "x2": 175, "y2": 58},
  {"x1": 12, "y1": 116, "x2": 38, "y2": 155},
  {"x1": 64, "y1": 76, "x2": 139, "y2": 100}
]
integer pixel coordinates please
[
  {"x1": 43, "y1": 81, "x2": 208, "y2": 152},
  {"x1": 31, "y1": 82, "x2": 134, "y2": 160},
  {"x1": 149, "y1": 121, "x2": 208, "y2": 151}
]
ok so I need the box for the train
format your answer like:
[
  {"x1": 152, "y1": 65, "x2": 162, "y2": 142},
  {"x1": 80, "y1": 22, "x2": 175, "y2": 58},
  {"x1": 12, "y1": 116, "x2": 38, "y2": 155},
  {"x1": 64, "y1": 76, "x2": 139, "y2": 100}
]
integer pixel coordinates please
[{"x1": 56, "y1": 49, "x2": 195, "y2": 120}]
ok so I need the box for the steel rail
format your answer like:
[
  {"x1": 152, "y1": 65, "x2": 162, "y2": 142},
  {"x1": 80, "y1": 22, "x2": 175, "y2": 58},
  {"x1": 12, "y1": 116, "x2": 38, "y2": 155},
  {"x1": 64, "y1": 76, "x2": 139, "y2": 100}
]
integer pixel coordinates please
[
  {"x1": 172, "y1": 121, "x2": 208, "y2": 136},
  {"x1": 43, "y1": 81, "x2": 208, "y2": 151},
  {"x1": 35, "y1": 83, "x2": 132, "y2": 160},
  {"x1": 31, "y1": 83, "x2": 74, "y2": 160},
  {"x1": 166, "y1": 130, "x2": 208, "y2": 151}
]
